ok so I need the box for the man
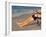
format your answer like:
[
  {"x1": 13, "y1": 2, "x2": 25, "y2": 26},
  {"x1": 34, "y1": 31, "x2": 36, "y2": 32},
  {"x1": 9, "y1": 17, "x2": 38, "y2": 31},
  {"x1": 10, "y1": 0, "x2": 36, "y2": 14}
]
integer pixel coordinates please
[{"x1": 16, "y1": 10, "x2": 41, "y2": 28}]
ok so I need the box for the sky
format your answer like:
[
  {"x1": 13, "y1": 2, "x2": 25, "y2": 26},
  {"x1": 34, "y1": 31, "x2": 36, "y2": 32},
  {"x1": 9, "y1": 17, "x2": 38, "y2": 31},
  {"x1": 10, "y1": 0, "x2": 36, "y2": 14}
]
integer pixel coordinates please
[{"x1": 12, "y1": 6, "x2": 41, "y2": 17}]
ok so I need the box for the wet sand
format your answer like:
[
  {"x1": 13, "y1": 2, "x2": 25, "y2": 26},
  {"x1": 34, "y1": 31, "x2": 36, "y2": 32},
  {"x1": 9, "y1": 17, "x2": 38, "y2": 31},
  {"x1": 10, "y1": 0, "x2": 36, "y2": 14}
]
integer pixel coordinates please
[{"x1": 12, "y1": 14, "x2": 41, "y2": 31}]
